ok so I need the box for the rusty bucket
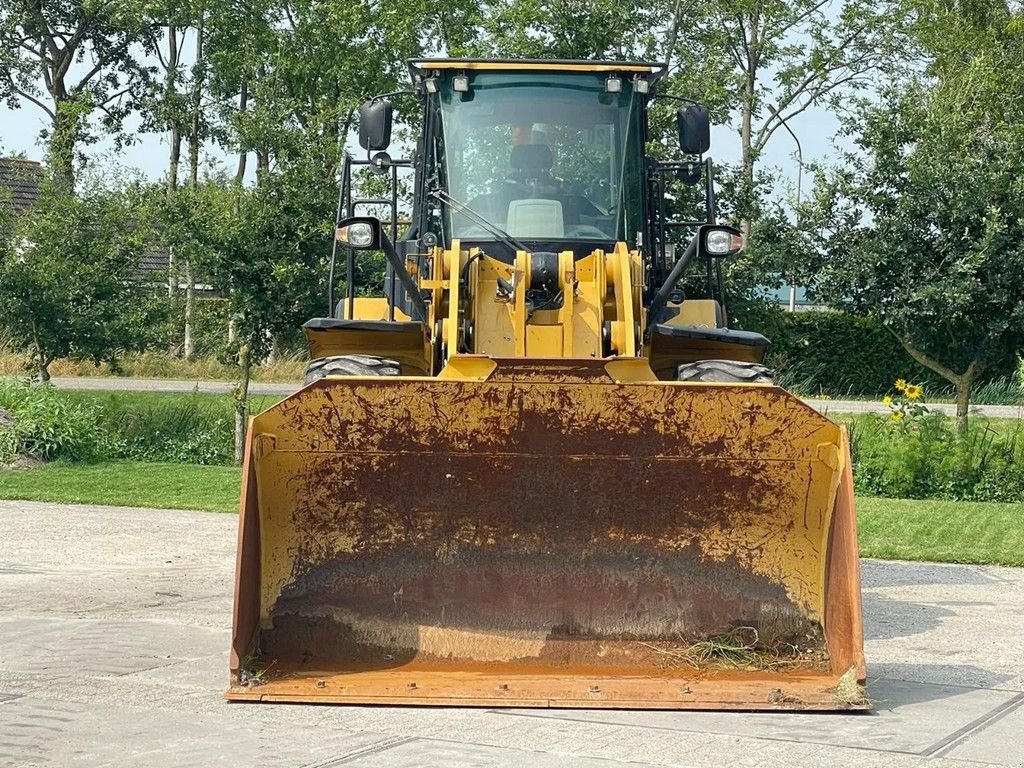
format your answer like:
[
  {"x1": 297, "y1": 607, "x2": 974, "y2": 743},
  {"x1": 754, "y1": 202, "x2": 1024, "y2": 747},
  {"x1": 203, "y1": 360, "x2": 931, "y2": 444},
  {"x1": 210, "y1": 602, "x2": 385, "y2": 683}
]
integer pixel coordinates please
[{"x1": 227, "y1": 357, "x2": 866, "y2": 709}]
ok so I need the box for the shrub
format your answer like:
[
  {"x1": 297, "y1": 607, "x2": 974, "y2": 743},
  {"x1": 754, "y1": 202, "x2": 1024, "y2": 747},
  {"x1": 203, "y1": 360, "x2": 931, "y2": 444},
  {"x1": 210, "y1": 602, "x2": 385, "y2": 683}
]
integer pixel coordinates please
[
  {"x1": 0, "y1": 378, "x2": 108, "y2": 461},
  {"x1": 81, "y1": 391, "x2": 235, "y2": 466},
  {"x1": 850, "y1": 406, "x2": 1024, "y2": 503}
]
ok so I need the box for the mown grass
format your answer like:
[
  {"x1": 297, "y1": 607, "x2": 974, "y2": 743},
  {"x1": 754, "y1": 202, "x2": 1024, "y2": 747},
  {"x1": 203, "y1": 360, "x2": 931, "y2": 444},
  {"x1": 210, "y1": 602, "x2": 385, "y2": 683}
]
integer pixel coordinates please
[
  {"x1": 1, "y1": 462, "x2": 1022, "y2": 566},
  {"x1": 0, "y1": 461, "x2": 241, "y2": 513},
  {"x1": 857, "y1": 497, "x2": 1024, "y2": 566}
]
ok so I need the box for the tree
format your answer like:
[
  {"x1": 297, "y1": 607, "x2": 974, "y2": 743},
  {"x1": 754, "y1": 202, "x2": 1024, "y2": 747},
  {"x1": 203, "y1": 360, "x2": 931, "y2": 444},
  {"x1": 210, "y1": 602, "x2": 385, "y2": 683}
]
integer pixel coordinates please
[
  {"x1": 657, "y1": 0, "x2": 909, "y2": 240},
  {"x1": 178, "y1": 163, "x2": 331, "y2": 461},
  {"x1": 141, "y1": 1, "x2": 209, "y2": 359},
  {"x1": 0, "y1": 1, "x2": 152, "y2": 190},
  {"x1": 0, "y1": 181, "x2": 157, "y2": 380},
  {"x1": 808, "y1": 75, "x2": 1024, "y2": 428}
]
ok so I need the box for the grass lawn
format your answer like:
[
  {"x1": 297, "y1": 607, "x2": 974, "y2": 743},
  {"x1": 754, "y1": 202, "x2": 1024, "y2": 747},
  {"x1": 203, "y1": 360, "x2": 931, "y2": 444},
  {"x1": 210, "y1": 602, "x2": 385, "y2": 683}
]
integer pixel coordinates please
[
  {"x1": 0, "y1": 462, "x2": 242, "y2": 513},
  {"x1": 857, "y1": 497, "x2": 1024, "y2": 566},
  {"x1": 1, "y1": 462, "x2": 1022, "y2": 566}
]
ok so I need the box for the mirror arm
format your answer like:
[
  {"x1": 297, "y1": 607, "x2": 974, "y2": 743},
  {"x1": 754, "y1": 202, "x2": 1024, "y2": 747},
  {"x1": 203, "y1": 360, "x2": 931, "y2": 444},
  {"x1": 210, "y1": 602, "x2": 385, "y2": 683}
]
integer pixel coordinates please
[
  {"x1": 380, "y1": 231, "x2": 428, "y2": 323},
  {"x1": 646, "y1": 231, "x2": 701, "y2": 334},
  {"x1": 704, "y1": 157, "x2": 716, "y2": 224}
]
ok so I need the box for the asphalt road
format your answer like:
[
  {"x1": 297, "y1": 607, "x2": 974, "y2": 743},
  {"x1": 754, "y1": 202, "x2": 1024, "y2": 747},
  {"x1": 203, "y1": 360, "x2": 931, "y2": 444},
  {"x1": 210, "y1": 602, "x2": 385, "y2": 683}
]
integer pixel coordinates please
[
  {"x1": 47, "y1": 375, "x2": 1024, "y2": 419},
  {"x1": 1, "y1": 499, "x2": 1023, "y2": 767}
]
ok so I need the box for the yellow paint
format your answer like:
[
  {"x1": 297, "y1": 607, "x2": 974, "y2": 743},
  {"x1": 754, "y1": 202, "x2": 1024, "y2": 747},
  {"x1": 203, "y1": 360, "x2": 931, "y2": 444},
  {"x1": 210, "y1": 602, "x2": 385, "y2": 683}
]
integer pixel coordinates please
[
  {"x1": 413, "y1": 60, "x2": 663, "y2": 74},
  {"x1": 664, "y1": 299, "x2": 721, "y2": 328},
  {"x1": 340, "y1": 297, "x2": 411, "y2": 321}
]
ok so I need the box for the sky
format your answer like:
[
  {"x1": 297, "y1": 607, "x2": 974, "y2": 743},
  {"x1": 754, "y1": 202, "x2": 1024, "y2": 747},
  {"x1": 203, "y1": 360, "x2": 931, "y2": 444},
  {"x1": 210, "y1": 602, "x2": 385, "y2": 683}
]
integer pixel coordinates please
[{"x1": 0, "y1": 68, "x2": 846, "y2": 207}]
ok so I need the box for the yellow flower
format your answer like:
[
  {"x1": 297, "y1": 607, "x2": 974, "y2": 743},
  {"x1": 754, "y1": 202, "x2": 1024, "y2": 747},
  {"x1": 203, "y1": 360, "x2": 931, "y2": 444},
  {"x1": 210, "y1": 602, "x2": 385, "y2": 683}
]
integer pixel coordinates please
[
  {"x1": 894, "y1": 378, "x2": 908, "y2": 393},
  {"x1": 882, "y1": 395, "x2": 893, "y2": 406},
  {"x1": 905, "y1": 384, "x2": 923, "y2": 400},
  {"x1": 891, "y1": 410, "x2": 905, "y2": 422}
]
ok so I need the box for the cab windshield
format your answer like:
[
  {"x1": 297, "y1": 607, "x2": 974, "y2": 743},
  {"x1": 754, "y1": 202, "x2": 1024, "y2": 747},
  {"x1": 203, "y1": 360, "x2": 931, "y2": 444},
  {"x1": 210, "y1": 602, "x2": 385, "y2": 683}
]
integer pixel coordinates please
[{"x1": 437, "y1": 72, "x2": 643, "y2": 243}]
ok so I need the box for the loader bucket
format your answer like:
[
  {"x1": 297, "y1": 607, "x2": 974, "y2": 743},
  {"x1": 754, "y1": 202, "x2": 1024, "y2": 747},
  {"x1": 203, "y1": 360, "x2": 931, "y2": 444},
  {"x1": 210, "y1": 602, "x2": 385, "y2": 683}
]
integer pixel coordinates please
[{"x1": 227, "y1": 357, "x2": 866, "y2": 709}]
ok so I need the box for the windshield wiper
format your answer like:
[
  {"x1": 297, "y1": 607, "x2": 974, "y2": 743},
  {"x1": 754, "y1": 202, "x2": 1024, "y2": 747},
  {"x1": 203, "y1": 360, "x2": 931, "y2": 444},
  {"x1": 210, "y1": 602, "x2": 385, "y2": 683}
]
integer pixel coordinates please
[{"x1": 430, "y1": 189, "x2": 532, "y2": 255}]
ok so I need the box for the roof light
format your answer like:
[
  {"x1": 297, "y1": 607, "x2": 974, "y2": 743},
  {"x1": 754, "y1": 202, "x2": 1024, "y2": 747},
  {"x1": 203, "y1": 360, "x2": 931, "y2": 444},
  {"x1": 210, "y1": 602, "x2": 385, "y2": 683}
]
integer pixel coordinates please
[
  {"x1": 605, "y1": 76, "x2": 622, "y2": 93},
  {"x1": 424, "y1": 77, "x2": 439, "y2": 94},
  {"x1": 634, "y1": 76, "x2": 650, "y2": 94},
  {"x1": 453, "y1": 74, "x2": 470, "y2": 92}
]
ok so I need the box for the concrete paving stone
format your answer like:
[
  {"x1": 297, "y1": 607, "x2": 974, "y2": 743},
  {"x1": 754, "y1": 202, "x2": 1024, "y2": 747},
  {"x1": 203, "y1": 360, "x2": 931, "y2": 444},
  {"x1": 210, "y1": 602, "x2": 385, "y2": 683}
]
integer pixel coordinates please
[
  {"x1": 334, "y1": 737, "x2": 682, "y2": 767},
  {"x1": 494, "y1": 677, "x2": 1020, "y2": 756},
  {"x1": 0, "y1": 616, "x2": 225, "y2": 678},
  {"x1": 2, "y1": 500, "x2": 1024, "y2": 768},
  {"x1": 942, "y1": 695, "x2": 1024, "y2": 766},
  {"x1": 0, "y1": 695, "x2": 397, "y2": 768}
]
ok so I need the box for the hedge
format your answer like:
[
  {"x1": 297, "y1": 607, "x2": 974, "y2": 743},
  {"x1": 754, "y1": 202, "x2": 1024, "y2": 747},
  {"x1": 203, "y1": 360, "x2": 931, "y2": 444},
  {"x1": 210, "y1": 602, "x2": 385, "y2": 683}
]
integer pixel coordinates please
[{"x1": 763, "y1": 311, "x2": 943, "y2": 396}]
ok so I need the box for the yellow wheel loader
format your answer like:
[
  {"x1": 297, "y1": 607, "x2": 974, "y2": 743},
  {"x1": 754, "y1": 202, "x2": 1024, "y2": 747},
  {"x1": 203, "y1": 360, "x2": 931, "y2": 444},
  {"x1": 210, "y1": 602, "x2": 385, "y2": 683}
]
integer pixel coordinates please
[{"x1": 227, "y1": 59, "x2": 866, "y2": 709}]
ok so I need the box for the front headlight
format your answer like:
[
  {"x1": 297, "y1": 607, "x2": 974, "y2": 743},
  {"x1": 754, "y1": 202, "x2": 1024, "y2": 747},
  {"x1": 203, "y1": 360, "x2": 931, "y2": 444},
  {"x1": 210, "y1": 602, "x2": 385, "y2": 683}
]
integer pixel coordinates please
[
  {"x1": 336, "y1": 219, "x2": 378, "y2": 249},
  {"x1": 704, "y1": 228, "x2": 744, "y2": 256},
  {"x1": 345, "y1": 222, "x2": 374, "y2": 248}
]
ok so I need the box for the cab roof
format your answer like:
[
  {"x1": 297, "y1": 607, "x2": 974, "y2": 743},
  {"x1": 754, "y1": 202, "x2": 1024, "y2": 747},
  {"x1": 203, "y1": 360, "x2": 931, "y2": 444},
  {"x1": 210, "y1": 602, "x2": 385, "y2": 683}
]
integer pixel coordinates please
[{"x1": 408, "y1": 58, "x2": 667, "y2": 80}]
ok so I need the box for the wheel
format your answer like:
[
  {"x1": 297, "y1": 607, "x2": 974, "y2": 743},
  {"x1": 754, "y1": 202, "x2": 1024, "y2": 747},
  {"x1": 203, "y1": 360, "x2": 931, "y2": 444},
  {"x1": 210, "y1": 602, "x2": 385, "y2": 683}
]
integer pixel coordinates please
[
  {"x1": 675, "y1": 359, "x2": 774, "y2": 383},
  {"x1": 304, "y1": 354, "x2": 401, "y2": 384}
]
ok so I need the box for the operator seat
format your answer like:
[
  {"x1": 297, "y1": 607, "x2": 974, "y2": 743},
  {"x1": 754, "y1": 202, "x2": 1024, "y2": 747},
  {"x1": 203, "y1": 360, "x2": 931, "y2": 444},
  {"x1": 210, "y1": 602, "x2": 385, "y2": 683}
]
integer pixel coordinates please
[{"x1": 509, "y1": 144, "x2": 560, "y2": 195}]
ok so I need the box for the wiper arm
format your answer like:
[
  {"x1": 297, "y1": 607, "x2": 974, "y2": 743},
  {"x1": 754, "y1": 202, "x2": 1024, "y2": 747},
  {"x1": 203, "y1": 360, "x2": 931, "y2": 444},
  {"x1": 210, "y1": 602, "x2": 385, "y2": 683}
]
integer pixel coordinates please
[{"x1": 430, "y1": 189, "x2": 532, "y2": 255}]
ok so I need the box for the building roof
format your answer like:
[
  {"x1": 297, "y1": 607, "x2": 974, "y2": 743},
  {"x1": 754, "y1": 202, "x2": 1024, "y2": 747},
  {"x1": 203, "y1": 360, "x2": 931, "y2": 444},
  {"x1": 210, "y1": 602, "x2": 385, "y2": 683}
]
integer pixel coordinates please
[{"x1": 0, "y1": 157, "x2": 42, "y2": 213}]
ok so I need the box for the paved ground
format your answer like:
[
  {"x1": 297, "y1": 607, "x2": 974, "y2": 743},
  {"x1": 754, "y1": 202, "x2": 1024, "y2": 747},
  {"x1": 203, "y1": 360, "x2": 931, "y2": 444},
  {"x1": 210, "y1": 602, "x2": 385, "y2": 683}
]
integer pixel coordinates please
[
  {"x1": 48, "y1": 375, "x2": 1024, "y2": 419},
  {"x1": 1, "y1": 500, "x2": 1023, "y2": 768}
]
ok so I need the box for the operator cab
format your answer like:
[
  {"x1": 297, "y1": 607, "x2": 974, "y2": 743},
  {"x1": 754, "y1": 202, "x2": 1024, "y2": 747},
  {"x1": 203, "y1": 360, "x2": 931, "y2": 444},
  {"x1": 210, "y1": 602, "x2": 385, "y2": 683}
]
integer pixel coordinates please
[{"x1": 413, "y1": 61, "x2": 663, "y2": 259}]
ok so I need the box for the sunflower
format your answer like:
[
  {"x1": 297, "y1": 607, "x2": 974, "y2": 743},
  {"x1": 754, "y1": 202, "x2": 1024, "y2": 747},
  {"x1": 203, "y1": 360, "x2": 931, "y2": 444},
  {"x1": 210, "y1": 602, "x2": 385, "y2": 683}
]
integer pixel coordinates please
[
  {"x1": 894, "y1": 378, "x2": 908, "y2": 393},
  {"x1": 891, "y1": 410, "x2": 905, "y2": 422},
  {"x1": 905, "y1": 384, "x2": 923, "y2": 400},
  {"x1": 882, "y1": 395, "x2": 893, "y2": 406}
]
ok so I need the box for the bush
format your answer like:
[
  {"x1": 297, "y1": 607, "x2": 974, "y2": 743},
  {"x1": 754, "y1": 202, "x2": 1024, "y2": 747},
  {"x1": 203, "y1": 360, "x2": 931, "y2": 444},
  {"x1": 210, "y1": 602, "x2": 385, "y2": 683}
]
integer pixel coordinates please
[
  {"x1": 0, "y1": 379, "x2": 108, "y2": 461},
  {"x1": 77, "y1": 390, "x2": 236, "y2": 465},
  {"x1": 850, "y1": 411, "x2": 1024, "y2": 503}
]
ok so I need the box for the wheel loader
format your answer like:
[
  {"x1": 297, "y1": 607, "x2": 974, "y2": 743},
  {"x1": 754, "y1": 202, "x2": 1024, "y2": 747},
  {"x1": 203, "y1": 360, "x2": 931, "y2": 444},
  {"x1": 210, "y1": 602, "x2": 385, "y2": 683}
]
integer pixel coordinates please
[{"x1": 227, "y1": 58, "x2": 866, "y2": 709}]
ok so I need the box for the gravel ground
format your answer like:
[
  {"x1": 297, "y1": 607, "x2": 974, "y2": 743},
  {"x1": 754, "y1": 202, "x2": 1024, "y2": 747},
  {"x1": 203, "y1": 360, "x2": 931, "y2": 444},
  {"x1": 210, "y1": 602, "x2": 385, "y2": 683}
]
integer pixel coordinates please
[{"x1": 1, "y1": 499, "x2": 1022, "y2": 768}]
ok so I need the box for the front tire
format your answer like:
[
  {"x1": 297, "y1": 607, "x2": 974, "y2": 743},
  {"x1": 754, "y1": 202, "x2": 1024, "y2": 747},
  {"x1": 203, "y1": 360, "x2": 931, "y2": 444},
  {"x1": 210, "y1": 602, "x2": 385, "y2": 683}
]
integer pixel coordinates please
[
  {"x1": 304, "y1": 355, "x2": 401, "y2": 385},
  {"x1": 675, "y1": 359, "x2": 774, "y2": 384}
]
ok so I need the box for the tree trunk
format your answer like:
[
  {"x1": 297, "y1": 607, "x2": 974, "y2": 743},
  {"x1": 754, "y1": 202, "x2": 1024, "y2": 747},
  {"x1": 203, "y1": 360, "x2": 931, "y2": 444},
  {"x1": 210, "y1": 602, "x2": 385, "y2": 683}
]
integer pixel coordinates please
[
  {"x1": 183, "y1": 258, "x2": 195, "y2": 361},
  {"x1": 50, "y1": 102, "x2": 78, "y2": 192},
  {"x1": 889, "y1": 328, "x2": 985, "y2": 433},
  {"x1": 31, "y1": 327, "x2": 51, "y2": 383},
  {"x1": 233, "y1": 342, "x2": 251, "y2": 465},
  {"x1": 188, "y1": 21, "x2": 205, "y2": 186},
  {"x1": 739, "y1": 21, "x2": 758, "y2": 241},
  {"x1": 168, "y1": 127, "x2": 181, "y2": 195},
  {"x1": 953, "y1": 359, "x2": 985, "y2": 433},
  {"x1": 234, "y1": 77, "x2": 249, "y2": 187},
  {"x1": 266, "y1": 333, "x2": 281, "y2": 365}
]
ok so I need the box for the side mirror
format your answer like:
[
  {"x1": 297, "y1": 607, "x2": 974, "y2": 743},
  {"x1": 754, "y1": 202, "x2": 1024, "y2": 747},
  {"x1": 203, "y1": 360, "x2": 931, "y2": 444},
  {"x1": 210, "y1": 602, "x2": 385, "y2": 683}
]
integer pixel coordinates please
[
  {"x1": 699, "y1": 224, "x2": 744, "y2": 258},
  {"x1": 336, "y1": 216, "x2": 382, "y2": 250},
  {"x1": 677, "y1": 104, "x2": 710, "y2": 155},
  {"x1": 358, "y1": 99, "x2": 392, "y2": 151}
]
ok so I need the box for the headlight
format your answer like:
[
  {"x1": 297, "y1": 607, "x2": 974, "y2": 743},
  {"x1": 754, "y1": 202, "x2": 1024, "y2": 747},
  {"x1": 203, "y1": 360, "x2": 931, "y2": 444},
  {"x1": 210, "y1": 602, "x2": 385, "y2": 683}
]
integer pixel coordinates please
[
  {"x1": 337, "y1": 221, "x2": 376, "y2": 248},
  {"x1": 705, "y1": 229, "x2": 732, "y2": 255},
  {"x1": 704, "y1": 228, "x2": 743, "y2": 256}
]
